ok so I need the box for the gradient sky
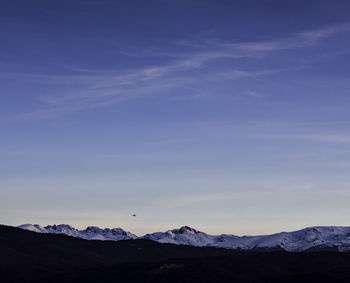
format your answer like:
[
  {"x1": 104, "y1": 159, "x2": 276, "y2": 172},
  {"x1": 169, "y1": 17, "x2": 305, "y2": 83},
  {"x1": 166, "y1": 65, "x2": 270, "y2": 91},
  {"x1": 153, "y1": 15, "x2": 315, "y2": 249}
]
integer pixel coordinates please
[{"x1": 1, "y1": 0, "x2": 350, "y2": 236}]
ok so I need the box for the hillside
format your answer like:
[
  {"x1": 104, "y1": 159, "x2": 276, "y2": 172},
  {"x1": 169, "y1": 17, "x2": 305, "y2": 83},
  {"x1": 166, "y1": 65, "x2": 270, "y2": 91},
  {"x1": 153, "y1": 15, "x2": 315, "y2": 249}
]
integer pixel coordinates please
[{"x1": 2, "y1": 225, "x2": 350, "y2": 282}]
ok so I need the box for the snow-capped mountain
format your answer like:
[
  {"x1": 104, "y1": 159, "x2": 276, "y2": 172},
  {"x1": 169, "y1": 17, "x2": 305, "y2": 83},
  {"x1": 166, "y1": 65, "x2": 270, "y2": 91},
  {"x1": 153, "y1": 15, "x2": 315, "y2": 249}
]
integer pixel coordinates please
[
  {"x1": 18, "y1": 224, "x2": 350, "y2": 251},
  {"x1": 18, "y1": 224, "x2": 137, "y2": 241},
  {"x1": 143, "y1": 226, "x2": 350, "y2": 251},
  {"x1": 142, "y1": 226, "x2": 225, "y2": 246}
]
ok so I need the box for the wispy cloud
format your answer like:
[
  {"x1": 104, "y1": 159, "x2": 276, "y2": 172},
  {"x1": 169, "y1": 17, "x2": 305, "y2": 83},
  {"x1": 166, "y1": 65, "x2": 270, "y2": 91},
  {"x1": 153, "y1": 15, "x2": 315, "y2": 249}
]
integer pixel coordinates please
[
  {"x1": 175, "y1": 23, "x2": 350, "y2": 52},
  {"x1": 147, "y1": 138, "x2": 194, "y2": 146},
  {"x1": 279, "y1": 134, "x2": 350, "y2": 144},
  {"x1": 244, "y1": 91, "x2": 270, "y2": 98},
  {"x1": 3, "y1": 23, "x2": 350, "y2": 121}
]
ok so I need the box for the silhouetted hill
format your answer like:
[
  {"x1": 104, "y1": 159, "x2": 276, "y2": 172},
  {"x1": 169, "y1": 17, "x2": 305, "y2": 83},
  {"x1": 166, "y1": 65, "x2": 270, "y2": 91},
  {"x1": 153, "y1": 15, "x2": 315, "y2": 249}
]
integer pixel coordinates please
[{"x1": 2, "y1": 225, "x2": 350, "y2": 282}]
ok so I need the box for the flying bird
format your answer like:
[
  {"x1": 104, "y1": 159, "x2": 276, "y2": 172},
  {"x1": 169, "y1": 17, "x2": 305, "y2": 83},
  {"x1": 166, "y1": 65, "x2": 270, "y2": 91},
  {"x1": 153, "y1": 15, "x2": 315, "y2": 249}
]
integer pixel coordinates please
[{"x1": 132, "y1": 214, "x2": 137, "y2": 217}]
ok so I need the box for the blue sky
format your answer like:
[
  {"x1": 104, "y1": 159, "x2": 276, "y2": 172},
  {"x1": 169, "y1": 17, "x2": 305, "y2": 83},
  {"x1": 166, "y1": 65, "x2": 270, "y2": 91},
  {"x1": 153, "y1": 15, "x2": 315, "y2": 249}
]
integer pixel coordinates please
[{"x1": 1, "y1": 0, "x2": 350, "y2": 235}]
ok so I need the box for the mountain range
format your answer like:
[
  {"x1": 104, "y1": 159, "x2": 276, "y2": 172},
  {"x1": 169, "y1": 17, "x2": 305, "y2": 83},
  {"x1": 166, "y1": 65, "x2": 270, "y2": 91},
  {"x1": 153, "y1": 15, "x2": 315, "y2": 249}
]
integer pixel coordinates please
[
  {"x1": 19, "y1": 224, "x2": 350, "y2": 252},
  {"x1": 5, "y1": 224, "x2": 350, "y2": 282}
]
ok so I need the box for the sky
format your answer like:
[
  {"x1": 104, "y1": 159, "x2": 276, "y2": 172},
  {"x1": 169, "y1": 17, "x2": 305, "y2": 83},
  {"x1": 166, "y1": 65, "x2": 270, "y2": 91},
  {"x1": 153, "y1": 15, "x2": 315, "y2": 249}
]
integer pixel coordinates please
[{"x1": 1, "y1": 0, "x2": 350, "y2": 236}]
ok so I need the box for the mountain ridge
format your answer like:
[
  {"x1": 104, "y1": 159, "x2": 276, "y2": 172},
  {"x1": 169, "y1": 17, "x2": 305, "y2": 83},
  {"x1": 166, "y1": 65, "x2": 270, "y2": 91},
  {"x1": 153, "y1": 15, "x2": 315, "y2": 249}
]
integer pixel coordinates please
[{"x1": 18, "y1": 224, "x2": 350, "y2": 252}]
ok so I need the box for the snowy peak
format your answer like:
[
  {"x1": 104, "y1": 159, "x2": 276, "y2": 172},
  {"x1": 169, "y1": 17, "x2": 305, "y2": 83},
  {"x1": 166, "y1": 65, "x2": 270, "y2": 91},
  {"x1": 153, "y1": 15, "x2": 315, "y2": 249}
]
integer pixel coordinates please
[
  {"x1": 18, "y1": 224, "x2": 136, "y2": 241},
  {"x1": 18, "y1": 224, "x2": 48, "y2": 233},
  {"x1": 142, "y1": 226, "x2": 217, "y2": 246},
  {"x1": 43, "y1": 224, "x2": 85, "y2": 238},
  {"x1": 141, "y1": 226, "x2": 350, "y2": 251},
  {"x1": 177, "y1": 226, "x2": 199, "y2": 234},
  {"x1": 45, "y1": 224, "x2": 77, "y2": 232},
  {"x1": 18, "y1": 224, "x2": 350, "y2": 252},
  {"x1": 206, "y1": 226, "x2": 350, "y2": 251},
  {"x1": 85, "y1": 226, "x2": 103, "y2": 233},
  {"x1": 83, "y1": 226, "x2": 136, "y2": 240}
]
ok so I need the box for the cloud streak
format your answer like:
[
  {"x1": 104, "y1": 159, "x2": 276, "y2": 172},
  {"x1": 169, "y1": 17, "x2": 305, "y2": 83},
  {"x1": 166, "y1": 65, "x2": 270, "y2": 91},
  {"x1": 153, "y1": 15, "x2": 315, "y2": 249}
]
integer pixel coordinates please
[
  {"x1": 278, "y1": 134, "x2": 350, "y2": 144},
  {"x1": 3, "y1": 22, "x2": 350, "y2": 121}
]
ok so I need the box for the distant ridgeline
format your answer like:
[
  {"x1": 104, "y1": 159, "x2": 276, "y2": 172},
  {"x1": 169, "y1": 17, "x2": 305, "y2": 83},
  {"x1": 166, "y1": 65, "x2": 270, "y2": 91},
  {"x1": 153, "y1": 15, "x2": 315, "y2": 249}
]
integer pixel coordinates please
[{"x1": 19, "y1": 224, "x2": 350, "y2": 252}]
